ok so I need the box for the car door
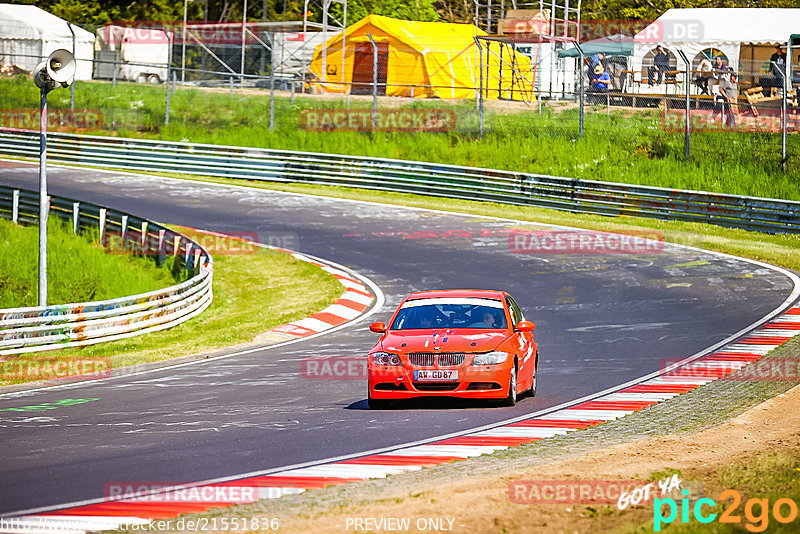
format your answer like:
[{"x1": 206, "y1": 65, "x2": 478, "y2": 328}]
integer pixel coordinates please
[{"x1": 507, "y1": 296, "x2": 535, "y2": 382}]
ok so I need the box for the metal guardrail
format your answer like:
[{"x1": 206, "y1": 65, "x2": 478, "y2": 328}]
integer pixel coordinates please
[
  {"x1": 0, "y1": 186, "x2": 213, "y2": 356},
  {"x1": 0, "y1": 129, "x2": 798, "y2": 233}
]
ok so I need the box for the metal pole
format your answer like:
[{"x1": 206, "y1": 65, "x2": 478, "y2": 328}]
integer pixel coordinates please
[
  {"x1": 576, "y1": 43, "x2": 584, "y2": 138},
  {"x1": 788, "y1": 38, "x2": 794, "y2": 172},
  {"x1": 367, "y1": 33, "x2": 377, "y2": 130},
  {"x1": 780, "y1": 52, "x2": 788, "y2": 173},
  {"x1": 38, "y1": 86, "x2": 49, "y2": 306},
  {"x1": 68, "y1": 22, "x2": 76, "y2": 112},
  {"x1": 112, "y1": 49, "x2": 118, "y2": 87},
  {"x1": 475, "y1": 37, "x2": 484, "y2": 136},
  {"x1": 269, "y1": 33, "x2": 275, "y2": 130},
  {"x1": 241, "y1": 0, "x2": 248, "y2": 83},
  {"x1": 163, "y1": 28, "x2": 172, "y2": 125},
  {"x1": 182, "y1": 0, "x2": 188, "y2": 85},
  {"x1": 677, "y1": 50, "x2": 690, "y2": 157}
]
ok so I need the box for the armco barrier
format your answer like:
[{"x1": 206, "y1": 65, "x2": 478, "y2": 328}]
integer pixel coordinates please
[
  {"x1": 0, "y1": 186, "x2": 213, "y2": 356},
  {"x1": 1, "y1": 129, "x2": 799, "y2": 233}
]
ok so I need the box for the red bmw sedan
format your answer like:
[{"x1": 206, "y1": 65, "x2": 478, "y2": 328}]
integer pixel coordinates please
[{"x1": 367, "y1": 289, "x2": 537, "y2": 409}]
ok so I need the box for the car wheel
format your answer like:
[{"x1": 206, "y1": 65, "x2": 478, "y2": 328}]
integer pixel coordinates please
[
  {"x1": 147, "y1": 74, "x2": 161, "y2": 84},
  {"x1": 367, "y1": 394, "x2": 391, "y2": 410},
  {"x1": 528, "y1": 352, "x2": 538, "y2": 398},
  {"x1": 501, "y1": 363, "x2": 517, "y2": 406},
  {"x1": 135, "y1": 73, "x2": 148, "y2": 84}
]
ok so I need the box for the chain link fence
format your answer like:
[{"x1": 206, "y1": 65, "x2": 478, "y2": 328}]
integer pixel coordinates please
[{"x1": 1, "y1": 23, "x2": 798, "y2": 179}]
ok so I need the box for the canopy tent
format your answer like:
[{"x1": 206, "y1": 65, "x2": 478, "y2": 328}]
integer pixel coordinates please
[
  {"x1": 558, "y1": 34, "x2": 634, "y2": 59},
  {"x1": 0, "y1": 4, "x2": 94, "y2": 80},
  {"x1": 308, "y1": 14, "x2": 534, "y2": 100},
  {"x1": 631, "y1": 8, "x2": 800, "y2": 86}
]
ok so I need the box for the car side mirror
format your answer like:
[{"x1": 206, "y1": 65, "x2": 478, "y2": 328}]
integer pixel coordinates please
[
  {"x1": 515, "y1": 320, "x2": 536, "y2": 332},
  {"x1": 369, "y1": 321, "x2": 386, "y2": 333}
]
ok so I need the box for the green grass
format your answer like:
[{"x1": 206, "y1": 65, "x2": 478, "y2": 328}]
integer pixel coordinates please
[
  {"x1": 0, "y1": 230, "x2": 344, "y2": 385},
  {"x1": 1, "y1": 76, "x2": 798, "y2": 201},
  {"x1": 0, "y1": 218, "x2": 178, "y2": 308}
]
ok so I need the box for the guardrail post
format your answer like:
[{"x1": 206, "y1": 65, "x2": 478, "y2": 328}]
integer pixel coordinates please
[
  {"x1": 140, "y1": 221, "x2": 148, "y2": 250},
  {"x1": 185, "y1": 242, "x2": 193, "y2": 274},
  {"x1": 99, "y1": 208, "x2": 106, "y2": 243},
  {"x1": 121, "y1": 215, "x2": 128, "y2": 250},
  {"x1": 157, "y1": 229, "x2": 166, "y2": 267},
  {"x1": 72, "y1": 202, "x2": 79, "y2": 234},
  {"x1": 12, "y1": 190, "x2": 19, "y2": 224}
]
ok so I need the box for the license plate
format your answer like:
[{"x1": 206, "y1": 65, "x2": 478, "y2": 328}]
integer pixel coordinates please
[{"x1": 414, "y1": 370, "x2": 458, "y2": 381}]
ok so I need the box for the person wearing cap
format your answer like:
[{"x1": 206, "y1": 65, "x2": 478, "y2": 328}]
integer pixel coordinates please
[{"x1": 589, "y1": 64, "x2": 611, "y2": 103}]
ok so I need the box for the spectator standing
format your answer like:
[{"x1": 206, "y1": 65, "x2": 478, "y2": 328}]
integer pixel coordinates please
[
  {"x1": 713, "y1": 72, "x2": 738, "y2": 128},
  {"x1": 769, "y1": 45, "x2": 786, "y2": 96},
  {"x1": 648, "y1": 45, "x2": 671, "y2": 85}
]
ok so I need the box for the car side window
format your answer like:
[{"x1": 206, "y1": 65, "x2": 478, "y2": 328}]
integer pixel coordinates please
[{"x1": 506, "y1": 296, "x2": 523, "y2": 326}]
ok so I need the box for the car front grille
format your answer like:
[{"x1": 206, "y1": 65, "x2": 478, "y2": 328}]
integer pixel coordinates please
[
  {"x1": 413, "y1": 382, "x2": 460, "y2": 391},
  {"x1": 408, "y1": 353, "x2": 466, "y2": 367}
]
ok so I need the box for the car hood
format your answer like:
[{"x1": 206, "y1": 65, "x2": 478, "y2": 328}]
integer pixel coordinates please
[{"x1": 379, "y1": 330, "x2": 510, "y2": 354}]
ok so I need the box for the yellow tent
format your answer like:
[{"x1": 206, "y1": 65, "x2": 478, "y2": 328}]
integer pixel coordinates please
[{"x1": 308, "y1": 14, "x2": 534, "y2": 101}]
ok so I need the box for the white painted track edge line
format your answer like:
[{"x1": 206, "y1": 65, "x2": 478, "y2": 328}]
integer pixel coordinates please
[{"x1": 1, "y1": 158, "x2": 798, "y2": 517}]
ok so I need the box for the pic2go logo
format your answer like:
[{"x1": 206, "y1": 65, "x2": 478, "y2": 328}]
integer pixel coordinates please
[{"x1": 655, "y1": 489, "x2": 800, "y2": 532}]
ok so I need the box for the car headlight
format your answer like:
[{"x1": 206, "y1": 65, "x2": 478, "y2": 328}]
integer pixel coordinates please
[
  {"x1": 372, "y1": 352, "x2": 402, "y2": 366},
  {"x1": 472, "y1": 351, "x2": 510, "y2": 365}
]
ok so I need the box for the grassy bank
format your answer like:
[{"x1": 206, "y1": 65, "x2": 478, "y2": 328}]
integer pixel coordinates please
[
  {"x1": 0, "y1": 218, "x2": 178, "y2": 308},
  {"x1": 1, "y1": 76, "x2": 798, "y2": 200}
]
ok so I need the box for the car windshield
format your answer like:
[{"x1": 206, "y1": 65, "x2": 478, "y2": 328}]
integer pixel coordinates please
[{"x1": 390, "y1": 298, "x2": 507, "y2": 330}]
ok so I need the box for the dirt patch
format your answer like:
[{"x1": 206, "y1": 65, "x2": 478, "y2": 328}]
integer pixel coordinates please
[{"x1": 260, "y1": 384, "x2": 800, "y2": 533}]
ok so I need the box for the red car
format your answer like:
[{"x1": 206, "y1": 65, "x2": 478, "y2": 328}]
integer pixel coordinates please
[{"x1": 367, "y1": 289, "x2": 538, "y2": 409}]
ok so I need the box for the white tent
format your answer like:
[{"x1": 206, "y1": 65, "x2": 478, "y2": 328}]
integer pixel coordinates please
[
  {"x1": 0, "y1": 4, "x2": 94, "y2": 80},
  {"x1": 631, "y1": 8, "x2": 800, "y2": 91}
]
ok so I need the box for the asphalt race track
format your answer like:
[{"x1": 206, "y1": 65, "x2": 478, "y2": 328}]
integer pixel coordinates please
[{"x1": 0, "y1": 162, "x2": 796, "y2": 515}]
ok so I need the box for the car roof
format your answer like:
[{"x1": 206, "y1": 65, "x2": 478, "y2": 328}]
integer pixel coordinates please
[{"x1": 405, "y1": 289, "x2": 507, "y2": 302}]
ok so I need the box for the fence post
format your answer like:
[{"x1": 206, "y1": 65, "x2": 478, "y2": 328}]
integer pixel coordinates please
[
  {"x1": 779, "y1": 50, "x2": 789, "y2": 173},
  {"x1": 229, "y1": 76, "x2": 234, "y2": 97},
  {"x1": 474, "y1": 37, "x2": 484, "y2": 137},
  {"x1": 576, "y1": 43, "x2": 584, "y2": 138},
  {"x1": 367, "y1": 33, "x2": 378, "y2": 131},
  {"x1": 162, "y1": 28, "x2": 172, "y2": 126},
  {"x1": 677, "y1": 50, "x2": 691, "y2": 157},
  {"x1": 269, "y1": 32, "x2": 275, "y2": 131},
  {"x1": 290, "y1": 79, "x2": 296, "y2": 104},
  {"x1": 112, "y1": 49, "x2": 118, "y2": 88},
  {"x1": 67, "y1": 22, "x2": 76, "y2": 112},
  {"x1": 12, "y1": 189, "x2": 19, "y2": 224}
]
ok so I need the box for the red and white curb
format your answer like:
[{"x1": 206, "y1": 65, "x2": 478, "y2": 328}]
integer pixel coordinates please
[
  {"x1": 255, "y1": 249, "x2": 376, "y2": 343},
  {"x1": 7, "y1": 306, "x2": 798, "y2": 533}
]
